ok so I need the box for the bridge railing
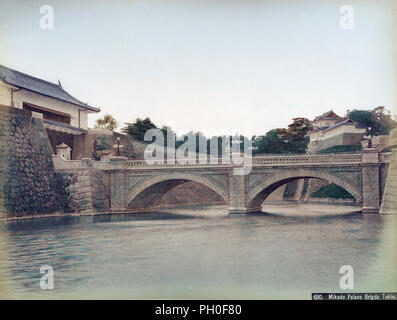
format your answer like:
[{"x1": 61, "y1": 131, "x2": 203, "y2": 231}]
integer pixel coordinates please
[
  {"x1": 53, "y1": 153, "x2": 367, "y2": 171},
  {"x1": 124, "y1": 153, "x2": 364, "y2": 168},
  {"x1": 251, "y1": 153, "x2": 363, "y2": 166},
  {"x1": 125, "y1": 158, "x2": 231, "y2": 168}
]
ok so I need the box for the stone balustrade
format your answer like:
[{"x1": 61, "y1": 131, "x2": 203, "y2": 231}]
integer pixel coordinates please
[
  {"x1": 53, "y1": 153, "x2": 374, "y2": 171},
  {"x1": 251, "y1": 153, "x2": 363, "y2": 166}
]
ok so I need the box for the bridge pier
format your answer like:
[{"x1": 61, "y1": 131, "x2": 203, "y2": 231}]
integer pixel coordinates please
[
  {"x1": 228, "y1": 174, "x2": 245, "y2": 214},
  {"x1": 228, "y1": 174, "x2": 262, "y2": 214},
  {"x1": 361, "y1": 149, "x2": 380, "y2": 214},
  {"x1": 109, "y1": 157, "x2": 128, "y2": 211}
]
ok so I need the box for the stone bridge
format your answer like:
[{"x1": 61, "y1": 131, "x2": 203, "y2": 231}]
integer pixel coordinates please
[{"x1": 52, "y1": 149, "x2": 391, "y2": 214}]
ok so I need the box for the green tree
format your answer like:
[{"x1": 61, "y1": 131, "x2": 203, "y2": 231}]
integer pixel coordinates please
[
  {"x1": 253, "y1": 129, "x2": 285, "y2": 154},
  {"x1": 253, "y1": 118, "x2": 312, "y2": 154},
  {"x1": 311, "y1": 183, "x2": 354, "y2": 199},
  {"x1": 121, "y1": 117, "x2": 157, "y2": 141},
  {"x1": 175, "y1": 131, "x2": 207, "y2": 154},
  {"x1": 161, "y1": 125, "x2": 178, "y2": 148},
  {"x1": 277, "y1": 117, "x2": 312, "y2": 154},
  {"x1": 94, "y1": 114, "x2": 119, "y2": 131},
  {"x1": 348, "y1": 110, "x2": 374, "y2": 134},
  {"x1": 348, "y1": 107, "x2": 397, "y2": 136}
]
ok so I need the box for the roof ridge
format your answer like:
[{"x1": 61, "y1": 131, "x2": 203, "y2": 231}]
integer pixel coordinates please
[
  {"x1": 322, "y1": 118, "x2": 358, "y2": 132},
  {"x1": 0, "y1": 64, "x2": 99, "y2": 112},
  {"x1": 313, "y1": 109, "x2": 342, "y2": 121},
  {"x1": 0, "y1": 64, "x2": 61, "y2": 89}
]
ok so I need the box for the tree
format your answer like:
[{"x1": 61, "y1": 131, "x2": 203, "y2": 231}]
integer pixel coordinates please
[
  {"x1": 286, "y1": 117, "x2": 312, "y2": 137},
  {"x1": 374, "y1": 107, "x2": 397, "y2": 135},
  {"x1": 348, "y1": 110, "x2": 374, "y2": 135},
  {"x1": 94, "y1": 114, "x2": 119, "y2": 131},
  {"x1": 253, "y1": 129, "x2": 285, "y2": 154},
  {"x1": 348, "y1": 107, "x2": 397, "y2": 136},
  {"x1": 161, "y1": 125, "x2": 177, "y2": 148},
  {"x1": 253, "y1": 118, "x2": 312, "y2": 154},
  {"x1": 121, "y1": 117, "x2": 157, "y2": 141},
  {"x1": 175, "y1": 131, "x2": 207, "y2": 154},
  {"x1": 277, "y1": 117, "x2": 312, "y2": 154}
]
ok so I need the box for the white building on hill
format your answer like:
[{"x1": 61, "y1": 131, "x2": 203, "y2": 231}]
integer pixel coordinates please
[{"x1": 307, "y1": 110, "x2": 366, "y2": 153}]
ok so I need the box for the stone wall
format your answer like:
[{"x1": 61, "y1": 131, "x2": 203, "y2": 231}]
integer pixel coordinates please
[
  {"x1": 0, "y1": 105, "x2": 60, "y2": 217},
  {"x1": 390, "y1": 128, "x2": 397, "y2": 146},
  {"x1": 379, "y1": 162, "x2": 389, "y2": 202},
  {"x1": 157, "y1": 181, "x2": 225, "y2": 207},
  {"x1": 128, "y1": 180, "x2": 225, "y2": 210},
  {"x1": 263, "y1": 177, "x2": 356, "y2": 204},
  {"x1": 73, "y1": 129, "x2": 141, "y2": 160},
  {"x1": 91, "y1": 169, "x2": 111, "y2": 212},
  {"x1": 0, "y1": 105, "x2": 112, "y2": 218},
  {"x1": 266, "y1": 184, "x2": 286, "y2": 201},
  {"x1": 54, "y1": 166, "x2": 110, "y2": 214},
  {"x1": 371, "y1": 135, "x2": 392, "y2": 151},
  {"x1": 304, "y1": 178, "x2": 329, "y2": 200},
  {"x1": 47, "y1": 129, "x2": 74, "y2": 155},
  {"x1": 311, "y1": 132, "x2": 364, "y2": 153}
]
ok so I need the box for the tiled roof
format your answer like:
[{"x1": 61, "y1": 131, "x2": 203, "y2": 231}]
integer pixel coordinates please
[
  {"x1": 0, "y1": 65, "x2": 100, "y2": 112},
  {"x1": 308, "y1": 119, "x2": 364, "y2": 135},
  {"x1": 313, "y1": 110, "x2": 342, "y2": 121},
  {"x1": 322, "y1": 119, "x2": 364, "y2": 133}
]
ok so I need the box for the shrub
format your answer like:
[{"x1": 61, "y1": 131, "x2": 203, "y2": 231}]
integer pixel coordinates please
[
  {"x1": 317, "y1": 145, "x2": 362, "y2": 154},
  {"x1": 311, "y1": 183, "x2": 354, "y2": 199}
]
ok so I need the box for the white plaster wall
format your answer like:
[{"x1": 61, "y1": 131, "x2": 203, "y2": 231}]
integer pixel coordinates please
[
  {"x1": 13, "y1": 89, "x2": 89, "y2": 130},
  {"x1": 309, "y1": 132, "x2": 321, "y2": 141},
  {"x1": 321, "y1": 125, "x2": 365, "y2": 140},
  {"x1": 0, "y1": 81, "x2": 11, "y2": 106},
  {"x1": 80, "y1": 110, "x2": 88, "y2": 130},
  {"x1": 313, "y1": 119, "x2": 340, "y2": 128},
  {"x1": 310, "y1": 124, "x2": 365, "y2": 142}
]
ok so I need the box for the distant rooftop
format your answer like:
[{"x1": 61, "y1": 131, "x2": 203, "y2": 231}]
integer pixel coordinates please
[
  {"x1": 0, "y1": 65, "x2": 100, "y2": 112},
  {"x1": 313, "y1": 110, "x2": 342, "y2": 122}
]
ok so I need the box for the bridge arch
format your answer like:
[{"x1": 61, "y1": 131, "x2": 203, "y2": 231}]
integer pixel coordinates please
[
  {"x1": 127, "y1": 172, "x2": 229, "y2": 208},
  {"x1": 246, "y1": 169, "x2": 362, "y2": 208}
]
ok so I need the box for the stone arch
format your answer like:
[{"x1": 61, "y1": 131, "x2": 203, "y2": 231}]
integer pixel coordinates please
[
  {"x1": 247, "y1": 169, "x2": 362, "y2": 208},
  {"x1": 127, "y1": 172, "x2": 229, "y2": 208}
]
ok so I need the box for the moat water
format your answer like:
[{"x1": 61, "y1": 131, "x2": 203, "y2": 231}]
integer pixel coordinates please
[{"x1": 0, "y1": 204, "x2": 396, "y2": 299}]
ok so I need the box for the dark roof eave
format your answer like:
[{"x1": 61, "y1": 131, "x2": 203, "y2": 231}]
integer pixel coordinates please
[
  {"x1": 322, "y1": 120, "x2": 361, "y2": 133},
  {"x1": 43, "y1": 119, "x2": 87, "y2": 132}
]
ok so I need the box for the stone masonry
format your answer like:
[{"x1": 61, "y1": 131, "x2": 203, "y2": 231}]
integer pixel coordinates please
[
  {"x1": 54, "y1": 165, "x2": 110, "y2": 214},
  {"x1": 380, "y1": 149, "x2": 397, "y2": 214},
  {"x1": 0, "y1": 105, "x2": 60, "y2": 217}
]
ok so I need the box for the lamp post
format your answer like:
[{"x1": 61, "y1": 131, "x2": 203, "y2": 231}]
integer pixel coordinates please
[
  {"x1": 113, "y1": 137, "x2": 124, "y2": 156},
  {"x1": 367, "y1": 126, "x2": 373, "y2": 148}
]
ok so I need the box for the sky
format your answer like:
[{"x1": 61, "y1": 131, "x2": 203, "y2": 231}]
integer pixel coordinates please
[{"x1": 0, "y1": 0, "x2": 396, "y2": 137}]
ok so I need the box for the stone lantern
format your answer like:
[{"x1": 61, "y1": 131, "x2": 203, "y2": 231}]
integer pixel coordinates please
[{"x1": 56, "y1": 143, "x2": 71, "y2": 160}]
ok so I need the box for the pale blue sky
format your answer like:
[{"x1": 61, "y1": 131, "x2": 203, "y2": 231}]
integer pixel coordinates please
[{"x1": 1, "y1": 0, "x2": 396, "y2": 136}]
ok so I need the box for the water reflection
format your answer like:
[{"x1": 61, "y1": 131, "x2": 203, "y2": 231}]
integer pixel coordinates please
[{"x1": 0, "y1": 206, "x2": 395, "y2": 299}]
